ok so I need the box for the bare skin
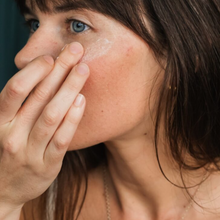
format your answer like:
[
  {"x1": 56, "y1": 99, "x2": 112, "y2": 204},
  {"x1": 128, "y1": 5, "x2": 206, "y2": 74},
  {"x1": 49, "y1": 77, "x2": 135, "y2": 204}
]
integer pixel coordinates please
[
  {"x1": 0, "y1": 43, "x2": 89, "y2": 219},
  {"x1": 1, "y1": 2, "x2": 220, "y2": 220}
]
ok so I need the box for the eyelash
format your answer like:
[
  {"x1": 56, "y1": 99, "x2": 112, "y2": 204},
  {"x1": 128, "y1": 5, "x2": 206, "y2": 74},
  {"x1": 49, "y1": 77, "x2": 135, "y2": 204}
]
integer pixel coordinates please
[
  {"x1": 24, "y1": 18, "x2": 90, "y2": 35},
  {"x1": 66, "y1": 19, "x2": 90, "y2": 34},
  {"x1": 24, "y1": 19, "x2": 39, "y2": 33}
]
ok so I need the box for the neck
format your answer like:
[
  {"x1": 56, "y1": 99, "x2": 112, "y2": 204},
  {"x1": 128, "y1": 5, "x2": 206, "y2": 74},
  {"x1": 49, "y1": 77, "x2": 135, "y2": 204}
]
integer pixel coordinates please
[{"x1": 104, "y1": 133, "x2": 208, "y2": 220}]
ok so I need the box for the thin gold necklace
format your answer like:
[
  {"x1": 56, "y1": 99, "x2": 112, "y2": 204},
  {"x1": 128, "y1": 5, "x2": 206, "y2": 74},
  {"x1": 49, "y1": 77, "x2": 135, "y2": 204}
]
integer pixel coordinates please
[{"x1": 102, "y1": 164, "x2": 207, "y2": 220}]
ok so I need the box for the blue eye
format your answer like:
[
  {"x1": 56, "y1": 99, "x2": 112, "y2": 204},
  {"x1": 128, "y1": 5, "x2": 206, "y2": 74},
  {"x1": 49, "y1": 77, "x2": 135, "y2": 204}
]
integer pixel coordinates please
[
  {"x1": 70, "y1": 20, "x2": 89, "y2": 33},
  {"x1": 25, "y1": 19, "x2": 40, "y2": 33}
]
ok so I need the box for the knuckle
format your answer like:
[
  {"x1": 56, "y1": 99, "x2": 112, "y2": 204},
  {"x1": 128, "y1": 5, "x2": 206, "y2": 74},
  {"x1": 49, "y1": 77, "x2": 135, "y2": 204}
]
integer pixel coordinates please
[
  {"x1": 25, "y1": 155, "x2": 42, "y2": 172},
  {"x1": 32, "y1": 86, "x2": 51, "y2": 102},
  {"x1": 6, "y1": 79, "x2": 25, "y2": 99},
  {"x1": 2, "y1": 136, "x2": 19, "y2": 154},
  {"x1": 43, "y1": 107, "x2": 60, "y2": 126},
  {"x1": 53, "y1": 136, "x2": 69, "y2": 150},
  {"x1": 57, "y1": 58, "x2": 70, "y2": 70},
  {"x1": 29, "y1": 163, "x2": 44, "y2": 177}
]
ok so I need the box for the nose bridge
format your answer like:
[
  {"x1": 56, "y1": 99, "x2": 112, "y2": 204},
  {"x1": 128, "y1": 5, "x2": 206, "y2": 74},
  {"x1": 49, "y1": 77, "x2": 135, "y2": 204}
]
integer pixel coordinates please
[{"x1": 15, "y1": 30, "x2": 63, "y2": 69}]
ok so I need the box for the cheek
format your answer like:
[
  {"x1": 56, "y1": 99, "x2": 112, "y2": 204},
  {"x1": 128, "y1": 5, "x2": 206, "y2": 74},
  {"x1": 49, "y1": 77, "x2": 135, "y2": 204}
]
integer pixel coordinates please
[
  {"x1": 82, "y1": 40, "x2": 149, "y2": 111},
  {"x1": 68, "y1": 38, "x2": 159, "y2": 150},
  {"x1": 81, "y1": 38, "x2": 114, "y2": 62}
]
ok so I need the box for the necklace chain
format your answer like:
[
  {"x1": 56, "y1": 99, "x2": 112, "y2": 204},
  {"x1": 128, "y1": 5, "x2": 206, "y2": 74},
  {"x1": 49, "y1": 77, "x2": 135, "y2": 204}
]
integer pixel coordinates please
[{"x1": 102, "y1": 164, "x2": 207, "y2": 220}]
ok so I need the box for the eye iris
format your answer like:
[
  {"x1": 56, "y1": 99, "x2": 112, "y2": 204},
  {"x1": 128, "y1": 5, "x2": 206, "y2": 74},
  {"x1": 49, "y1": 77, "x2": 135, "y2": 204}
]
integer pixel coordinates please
[
  {"x1": 72, "y1": 21, "x2": 85, "y2": 33},
  {"x1": 31, "y1": 20, "x2": 40, "y2": 31}
]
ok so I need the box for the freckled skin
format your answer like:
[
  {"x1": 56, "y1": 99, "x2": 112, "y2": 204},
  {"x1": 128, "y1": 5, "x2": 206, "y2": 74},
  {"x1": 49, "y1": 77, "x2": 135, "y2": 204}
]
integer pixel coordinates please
[{"x1": 15, "y1": 10, "x2": 163, "y2": 150}]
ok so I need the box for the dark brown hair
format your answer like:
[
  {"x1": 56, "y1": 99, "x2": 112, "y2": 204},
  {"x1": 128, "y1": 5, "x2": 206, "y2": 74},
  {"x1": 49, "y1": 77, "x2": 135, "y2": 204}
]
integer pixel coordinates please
[{"x1": 15, "y1": 0, "x2": 220, "y2": 219}]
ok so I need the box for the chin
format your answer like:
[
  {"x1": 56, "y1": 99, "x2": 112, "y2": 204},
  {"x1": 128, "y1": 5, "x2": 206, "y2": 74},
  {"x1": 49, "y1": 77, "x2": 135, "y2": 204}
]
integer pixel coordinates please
[{"x1": 67, "y1": 129, "x2": 106, "y2": 151}]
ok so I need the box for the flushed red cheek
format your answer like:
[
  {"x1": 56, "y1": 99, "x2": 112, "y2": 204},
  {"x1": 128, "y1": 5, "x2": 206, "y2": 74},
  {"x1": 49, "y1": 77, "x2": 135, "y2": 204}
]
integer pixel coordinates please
[
  {"x1": 80, "y1": 37, "x2": 146, "y2": 106},
  {"x1": 81, "y1": 41, "x2": 144, "y2": 104},
  {"x1": 80, "y1": 69, "x2": 140, "y2": 131},
  {"x1": 69, "y1": 44, "x2": 151, "y2": 149}
]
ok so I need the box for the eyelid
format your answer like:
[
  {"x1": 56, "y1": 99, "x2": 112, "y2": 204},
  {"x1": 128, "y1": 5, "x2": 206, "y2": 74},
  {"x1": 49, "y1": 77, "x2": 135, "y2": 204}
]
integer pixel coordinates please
[
  {"x1": 24, "y1": 13, "x2": 38, "y2": 21},
  {"x1": 65, "y1": 16, "x2": 93, "y2": 28},
  {"x1": 65, "y1": 18, "x2": 91, "y2": 34},
  {"x1": 23, "y1": 18, "x2": 38, "y2": 31},
  {"x1": 24, "y1": 18, "x2": 38, "y2": 24}
]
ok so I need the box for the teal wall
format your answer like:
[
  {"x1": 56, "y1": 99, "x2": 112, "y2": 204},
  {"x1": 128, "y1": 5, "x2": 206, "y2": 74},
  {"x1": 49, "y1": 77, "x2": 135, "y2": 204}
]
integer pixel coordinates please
[{"x1": 0, "y1": 0, "x2": 29, "y2": 90}]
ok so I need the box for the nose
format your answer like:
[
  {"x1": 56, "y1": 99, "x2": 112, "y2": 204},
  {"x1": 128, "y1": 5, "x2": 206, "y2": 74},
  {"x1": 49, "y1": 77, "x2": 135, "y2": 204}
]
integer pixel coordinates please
[{"x1": 15, "y1": 30, "x2": 64, "y2": 69}]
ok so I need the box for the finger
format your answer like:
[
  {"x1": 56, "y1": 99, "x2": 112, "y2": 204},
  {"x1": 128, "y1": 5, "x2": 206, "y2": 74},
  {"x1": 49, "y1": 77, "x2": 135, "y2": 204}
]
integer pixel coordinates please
[
  {"x1": 0, "y1": 56, "x2": 54, "y2": 125},
  {"x1": 16, "y1": 42, "x2": 84, "y2": 131},
  {"x1": 27, "y1": 63, "x2": 89, "y2": 156},
  {"x1": 44, "y1": 94, "x2": 85, "y2": 166}
]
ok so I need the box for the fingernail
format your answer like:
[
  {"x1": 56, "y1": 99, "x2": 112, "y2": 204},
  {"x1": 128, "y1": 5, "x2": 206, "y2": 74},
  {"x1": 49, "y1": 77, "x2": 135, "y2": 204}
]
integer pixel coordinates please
[
  {"x1": 74, "y1": 94, "x2": 85, "y2": 107},
  {"x1": 76, "y1": 63, "x2": 89, "y2": 75},
  {"x1": 69, "y1": 42, "x2": 83, "y2": 54},
  {"x1": 43, "y1": 55, "x2": 54, "y2": 65}
]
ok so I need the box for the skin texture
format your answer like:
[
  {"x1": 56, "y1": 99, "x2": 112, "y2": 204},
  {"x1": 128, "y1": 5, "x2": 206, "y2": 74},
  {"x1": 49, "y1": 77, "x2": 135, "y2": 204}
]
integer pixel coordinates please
[
  {"x1": 15, "y1": 8, "x2": 162, "y2": 150},
  {"x1": 1, "y1": 3, "x2": 220, "y2": 220},
  {"x1": 0, "y1": 41, "x2": 89, "y2": 219}
]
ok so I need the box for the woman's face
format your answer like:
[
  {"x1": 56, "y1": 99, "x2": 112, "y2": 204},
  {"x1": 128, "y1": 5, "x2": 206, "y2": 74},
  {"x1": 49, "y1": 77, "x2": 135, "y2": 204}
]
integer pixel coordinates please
[{"x1": 15, "y1": 2, "x2": 163, "y2": 150}]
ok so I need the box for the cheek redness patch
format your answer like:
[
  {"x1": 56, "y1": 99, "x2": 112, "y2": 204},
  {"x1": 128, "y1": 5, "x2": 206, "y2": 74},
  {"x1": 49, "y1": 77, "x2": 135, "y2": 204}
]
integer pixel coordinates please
[{"x1": 82, "y1": 38, "x2": 113, "y2": 62}]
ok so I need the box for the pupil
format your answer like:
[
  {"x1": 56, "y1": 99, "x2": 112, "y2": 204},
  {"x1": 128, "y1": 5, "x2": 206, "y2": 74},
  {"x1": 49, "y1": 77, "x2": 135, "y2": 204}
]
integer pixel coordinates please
[
  {"x1": 32, "y1": 21, "x2": 39, "y2": 31},
  {"x1": 73, "y1": 22, "x2": 85, "y2": 32}
]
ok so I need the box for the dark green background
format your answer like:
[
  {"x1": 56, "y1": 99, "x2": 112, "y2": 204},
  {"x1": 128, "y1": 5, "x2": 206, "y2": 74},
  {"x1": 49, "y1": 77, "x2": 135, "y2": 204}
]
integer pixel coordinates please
[{"x1": 0, "y1": 0, "x2": 29, "y2": 90}]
